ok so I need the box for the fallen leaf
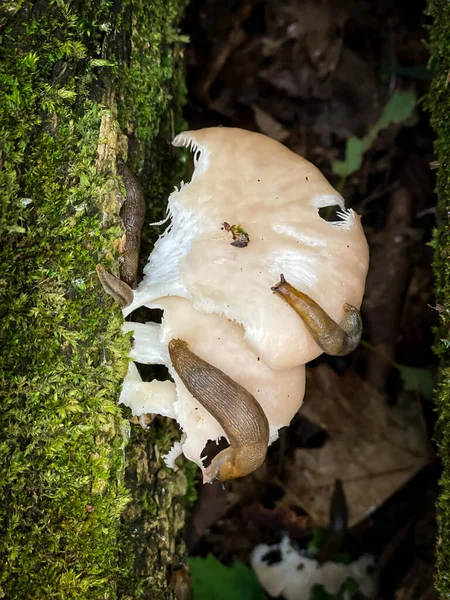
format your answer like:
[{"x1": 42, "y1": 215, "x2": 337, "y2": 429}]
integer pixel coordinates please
[
  {"x1": 395, "y1": 559, "x2": 438, "y2": 600},
  {"x1": 190, "y1": 555, "x2": 267, "y2": 600},
  {"x1": 241, "y1": 501, "x2": 311, "y2": 540},
  {"x1": 285, "y1": 365, "x2": 432, "y2": 527},
  {"x1": 332, "y1": 90, "x2": 417, "y2": 177},
  {"x1": 397, "y1": 365, "x2": 435, "y2": 401},
  {"x1": 251, "y1": 104, "x2": 290, "y2": 142},
  {"x1": 186, "y1": 480, "x2": 228, "y2": 550}
]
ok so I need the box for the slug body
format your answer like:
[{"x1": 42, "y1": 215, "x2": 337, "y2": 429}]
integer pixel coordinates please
[
  {"x1": 272, "y1": 275, "x2": 362, "y2": 356},
  {"x1": 118, "y1": 160, "x2": 146, "y2": 289},
  {"x1": 168, "y1": 338, "x2": 270, "y2": 483},
  {"x1": 96, "y1": 264, "x2": 133, "y2": 308},
  {"x1": 171, "y1": 565, "x2": 192, "y2": 600}
]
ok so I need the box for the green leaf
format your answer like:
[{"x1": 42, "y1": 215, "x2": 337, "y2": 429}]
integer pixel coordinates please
[
  {"x1": 377, "y1": 91, "x2": 417, "y2": 128},
  {"x1": 310, "y1": 577, "x2": 359, "y2": 600},
  {"x1": 332, "y1": 90, "x2": 416, "y2": 177},
  {"x1": 398, "y1": 365, "x2": 435, "y2": 400},
  {"x1": 189, "y1": 555, "x2": 267, "y2": 600},
  {"x1": 306, "y1": 527, "x2": 328, "y2": 556},
  {"x1": 332, "y1": 138, "x2": 367, "y2": 177}
]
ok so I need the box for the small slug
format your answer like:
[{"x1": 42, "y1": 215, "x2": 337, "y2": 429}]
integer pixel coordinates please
[
  {"x1": 171, "y1": 565, "x2": 192, "y2": 600},
  {"x1": 96, "y1": 264, "x2": 133, "y2": 308},
  {"x1": 168, "y1": 339, "x2": 269, "y2": 482},
  {"x1": 117, "y1": 159, "x2": 146, "y2": 289},
  {"x1": 271, "y1": 274, "x2": 362, "y2": 356}
]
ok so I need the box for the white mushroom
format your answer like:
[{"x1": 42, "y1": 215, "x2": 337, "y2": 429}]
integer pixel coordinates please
[{"x1": 117, "y1": 127, "x2": 369, "y2": 482}]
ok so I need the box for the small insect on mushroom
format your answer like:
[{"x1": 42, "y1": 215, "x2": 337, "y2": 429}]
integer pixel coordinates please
[{"x1": 110, "y1": 127, "x2": 369, "y2": 483}]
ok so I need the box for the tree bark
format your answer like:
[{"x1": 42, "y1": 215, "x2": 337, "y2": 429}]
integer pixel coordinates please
[
  {"x1": 427, "y1": 1, "x2": 450, "y2": 597},
  {"x1": 0, "y1": 1, "x2": 189, "y2": 598}
]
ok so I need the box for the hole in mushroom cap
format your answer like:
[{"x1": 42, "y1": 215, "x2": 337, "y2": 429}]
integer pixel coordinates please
[
  {"x1": 135, "y1": 361, "x2": 172, "y2": 383},
  {"x1": 130, "y1": 306, "x2": 163, "y2": 324},
  {"x1": 200, "y1": 436, "x2": 230, "y2": 468},
  {"x1": 318, "y1": 205, "x2": 347, "y2": 222},
  {"x1": 125, "y1": 306, "x2": 164, "y2": 327},
  {"x1": 147, "y1": 307, "x2": 164, "y2": 323}
]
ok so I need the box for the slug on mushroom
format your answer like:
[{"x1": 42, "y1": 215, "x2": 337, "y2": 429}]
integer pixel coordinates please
[
  {"x1": 121, "y1": 296, "x2": 305, "y2": 483},
  {"x1": 169, "y1": 339, "x2": 269, "y2": 482},
  {"x1": 114, "y1": 127, "x2": 369, "y2": 483},
  {"x1": 271, "y1": 274, "x2": 362, "y2": 356}
]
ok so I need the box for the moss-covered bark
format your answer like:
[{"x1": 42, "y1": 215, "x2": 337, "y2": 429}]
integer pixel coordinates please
[
  {"x1": 0, "y1": 1, "x2": 189, "y2": 598},
  {"x1": 427, "y1": 1, "x2": 450, "y2": 597}
]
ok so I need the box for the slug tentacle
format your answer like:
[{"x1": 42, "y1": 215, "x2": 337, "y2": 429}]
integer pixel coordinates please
[
  {"x1": 96, "y1": 264, "x2": 134, "y2": 308},
  {"x1": 271, "y1": 274, "x2": 362, "y2": 356},
  {"x1": 168, "y1": 339, "x2": 269, "y2": 483}
]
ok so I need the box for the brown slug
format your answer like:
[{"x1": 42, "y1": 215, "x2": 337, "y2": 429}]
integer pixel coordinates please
[
  {"x1": 117, "y1": 159, "x2": 146, "y2": 289},
  {"x1": 168, "y1": 339, "x2": 270, "y2": 483},
  {"x1": 271, "y1": 274, "x2": 362, "y2": 356},
  {"x1": 171, "y1": 565, "x2": 192, "y2": 600},
  {"x1": 96, "y1": 264, "x2": 133, "y2": 308}
]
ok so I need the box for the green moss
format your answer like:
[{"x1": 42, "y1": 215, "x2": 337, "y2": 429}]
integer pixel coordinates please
[
  {"x1": 426, "y1": 1, "x2": 450, "y2": 596},
  {"x1": 0, "y1": 1, "x2": 187, "y2": 598},
  {"x1": 117, "y1": 422, "x2": 190, "y2": 600}
]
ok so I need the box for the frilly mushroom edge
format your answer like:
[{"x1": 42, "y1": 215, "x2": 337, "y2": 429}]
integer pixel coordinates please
[{"x1": 115, "y1": 127, "x2": 369, "y2": 483}]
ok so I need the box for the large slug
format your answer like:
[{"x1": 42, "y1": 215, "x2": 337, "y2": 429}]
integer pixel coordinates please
[
  {"x1": 117, "y1": 159, "x2": 146, "y2": 289},
  {"x1": 168, "y1": 339, "x2": 270, "y2": 483},
  {"x1": 272, "y1": 274, "x2": 362, "y2": 356}
]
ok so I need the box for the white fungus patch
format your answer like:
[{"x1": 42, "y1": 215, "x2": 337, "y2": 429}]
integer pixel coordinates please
[{"x1": 251, "y1": 535, "x2": 376, "y2": 599}]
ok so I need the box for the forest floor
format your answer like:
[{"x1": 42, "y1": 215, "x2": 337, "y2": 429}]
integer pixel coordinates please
[{"x1": 178, "y1": 0, "x2": 439, "y2": 598}]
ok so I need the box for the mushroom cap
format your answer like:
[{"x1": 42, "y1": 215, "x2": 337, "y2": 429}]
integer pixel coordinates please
[{"x1": 125, "y1": 127, "x2": 369, "y2": 369}]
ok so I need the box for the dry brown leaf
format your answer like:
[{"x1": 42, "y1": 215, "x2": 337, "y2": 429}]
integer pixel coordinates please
[
  {"x1": 285, "y1": 364, "x2": 432, "y2": 527},
  {"x1": 241, "y1": 501, "x2": 311, "y2": 540},
  {"x1": 395, "y1": 559, "x2": 438, "y2": 600},
  {"x1": 251, "y1": 104, "x2": 290, "y2": 142}
]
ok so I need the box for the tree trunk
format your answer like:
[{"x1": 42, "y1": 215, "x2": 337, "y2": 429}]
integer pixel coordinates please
[
  {"x1": 0, "y1": 1, "x2": 190, "y2": 598},
  {"x1": 427, "y1": 1, "x2": 450, "y2": 597}
]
